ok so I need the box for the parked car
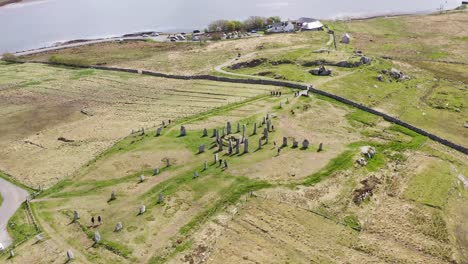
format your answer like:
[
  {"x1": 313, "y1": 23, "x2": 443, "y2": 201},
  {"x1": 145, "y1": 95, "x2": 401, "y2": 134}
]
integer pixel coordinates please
[
  {"x1": 193, "y1": 30, "x2": 201, "y2": 34},
  {"x1": 180, "y1": 32, "x2": 186, "y2": 35},
  {"x1": 170, "y1": 36, "x2": 178, "y2": 42},
  {"x1": 142, "y1": 34, "x2": 149, "y2": 38},
  {"x1": 251, "y1": 30, "x2": 257, "y2": 33},
  {"x1": 151, "y1": 32, "x2": 160, "y2": 36}
]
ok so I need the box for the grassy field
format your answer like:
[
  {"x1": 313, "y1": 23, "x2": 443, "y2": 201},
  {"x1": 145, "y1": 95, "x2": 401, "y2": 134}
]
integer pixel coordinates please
[
  {"x1": 2, "y1": 86, "x2": 467, "y2": 263},
  {"x1": 1, "y1": 10, "x2": 467, "y2": 264},
  {"x1": 0, "y1": 62, "x2": 274, "y2": 187}
]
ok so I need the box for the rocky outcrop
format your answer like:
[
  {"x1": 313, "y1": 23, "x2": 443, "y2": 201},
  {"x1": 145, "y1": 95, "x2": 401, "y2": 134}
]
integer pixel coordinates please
[{"x1": 229, "y1": 58, "x2": 267, "y2": 70}]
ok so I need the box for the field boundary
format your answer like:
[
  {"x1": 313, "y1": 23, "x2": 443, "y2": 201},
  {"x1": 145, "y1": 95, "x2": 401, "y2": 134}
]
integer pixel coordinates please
[{"x1": 24, "y1": 61, "x2": 468, "y2": 155}]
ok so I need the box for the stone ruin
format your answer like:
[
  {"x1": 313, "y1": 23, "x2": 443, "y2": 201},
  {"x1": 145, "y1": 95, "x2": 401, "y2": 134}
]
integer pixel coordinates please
[
  {"x1": 226, "y1": 122, "x2": 232, "y2": 134},
  {"x1": 94, "y1": 231, "x2": 101, "y2": 243},
  {"x1": 139, "y1": 205, "x2": 146, "y2": 215},
  {"x1": 114, "y1": 222, "x2": 123, "y2": 232},
  {"x1": 73, "y1": 211, "x2": 79, "y2": 222},
  {"x1": 180, "y1": 126, "x2": 186, "y2": 137},
  {"x1": 199, "y1": 144, "x2": 205, "y2": 153},
  {"x1": 292, "y1": 138, "x2": 299, "y2": 148},
  {"x1": 380, "y1": 68, "x2": 411, "y2": 81},
  {"x1": 356, "y1": 146, "x2": 377, "y2": 166},
  {"x1": 67, "y1": 250, "x2": 74, "y2": 261},
  {"x1": 310, "y1": 65, "x2": 332, "y2": 76},
  {"x1": 302, "y1": 139, "x2": 310, "y2": 149}
]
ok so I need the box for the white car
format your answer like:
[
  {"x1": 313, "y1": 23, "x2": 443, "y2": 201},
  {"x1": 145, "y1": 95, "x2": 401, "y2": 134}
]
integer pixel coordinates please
[{"x1": 0, "y1": 242, "x2": 4, "y2": 251}]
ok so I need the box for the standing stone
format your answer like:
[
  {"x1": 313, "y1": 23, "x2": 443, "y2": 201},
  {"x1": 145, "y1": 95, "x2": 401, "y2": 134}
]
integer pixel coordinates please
[
  {"x1": 235, "y1": 139, "x2": 240, "y2": 154},
  {"x1": 292, "y1": 139, "x2": 299, "y2": 148},
  {"x1": 237, "y1": 123, "x2": 240, "y2": 133},
  {"x1": 302, "y1": 139, "x2": 310, "y2": 149},
  {"x1": 114, "y1": 222, "x2": 123, "y2": 232},
  {"x1": 258, "y1": 137, "x2": 262, "y2": 149},
  {"x1": 141, "y1": 127, "x2": 145, "y2": 136},
  {"x1": 94, "y1": 231, "x2": 101, "y2": 243},
  {"x1": 165, "y1": 158, "x2": 170, "y2": 167},
  {"x1": 139, "y1": 205, "x2": 146, "y2": 215},
  {"x1": 224, "y1": 160, "x2": 228, "y2": 169},
  {"x1": 226, "y1": 122, "x2": 232, "y2": 134},
  {"x1": 318, "y1": 143, "x2": 323, "y2": 152},
  {"x1": 267, "y1": 113, "x2": 271, "y2": 120},
  {"x1": 158, "y1": 192, "x2": 164, "y2": 203},
  {"x1": 156, "y1": 127, "x2": 162, "y2": 137},
  {"x1": 253, "y1": 123, "x2": 257, "y2": 135},
  {"x1": 267, "y1": 120, "x2": 272, "y2": 132},
  {"x1": 262, "y1": 116, "x2": 266, "y2": 125},
  {"x1": 221, "y1": 127, "x2": 225, "y2": 137},
  {"x1": 199, "y1": 144, "x2": 205, "y2": 153},
  {"x1": 215, "y1": 129, "x2": 220, "y2": 142},
  {"x1": 204, "y1": 161, "x2": 208, "y2": 170},
  {"x1": 283, "y1": 137, "x2": 288, "y2": 147},
  {"x1": 213, "y1": 128, "x2": 217, "y2": 138},
  {"x1": 202, "y1": 128, "x2": 208, "y2": 137},
  {"x1": 193, "y1": 171, "x2": 199, "y2": 178},
  {"x1": 67, "y1": 250, "x2": 74, "y2": 261},
  {"x1": 73, "y1": 211, "x2": 79, "y2": 222},
  {"x1": 111, "y1": 191, "x2": 116, "y2": 201},
  {"x1": 280, "y1": 102, "x2": 283, "y2": 108},
  {"x1": 219, "y1": 138, "x2": 224, "y2": 151},
  {"x1": 244, "y1": 138, "x2": 249, "y2": 153},
  {"x1": 162, "y1": 120, "x2": 165, "y2": 127},
  {"x1": 9, "y1": 250, "x2": 14, "y2": 258},
  {"x1": 214, "y1": 153, "x2": 219, "y2": 163},
  {"x1": 228, "y1": 140, "x2": 233, "y2": 154},
  {"x1": 180, "y1": 126, "x2": 186, "y2": 137},
  {"x1": 242, "y1": 124, "x2": 246, "y2": 138},
  {"x1": 154, "y1": 168, "x2": 160, "y2": 175},
  {"x1": 139, "y1": 174, "x2": 145, "y2": 183}
]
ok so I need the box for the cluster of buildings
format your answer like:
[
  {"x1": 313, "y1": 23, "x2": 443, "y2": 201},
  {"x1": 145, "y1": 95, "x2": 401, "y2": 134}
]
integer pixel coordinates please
[{"x1": 266, "y1": 17, "x2": 324, "y2": 33}]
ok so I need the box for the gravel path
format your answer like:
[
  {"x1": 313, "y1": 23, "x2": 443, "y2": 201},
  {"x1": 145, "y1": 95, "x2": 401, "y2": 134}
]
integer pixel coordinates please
[{"x1": 0, "y1": 177, "x2": 29, "y2": 248}]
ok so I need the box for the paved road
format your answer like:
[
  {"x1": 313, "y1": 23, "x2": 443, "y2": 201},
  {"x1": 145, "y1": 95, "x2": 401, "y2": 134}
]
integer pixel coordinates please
[{"x1": 0, "y1": 177, "x2": 29, "y2": 248}]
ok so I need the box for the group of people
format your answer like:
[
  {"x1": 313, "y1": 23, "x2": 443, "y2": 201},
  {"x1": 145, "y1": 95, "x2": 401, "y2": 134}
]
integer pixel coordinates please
[{"x1": 91, "y1": 216, "x2": 103, "y2": 226}]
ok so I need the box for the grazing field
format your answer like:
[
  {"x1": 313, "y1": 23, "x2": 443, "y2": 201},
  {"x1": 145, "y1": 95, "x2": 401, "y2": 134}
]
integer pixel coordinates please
[
  {"x1": 2, "y1": 88, "x2": 466, "y2": 263},
  {"x1": 1, "y1": 9, "x2": 467, "y2": 264},
  {"x1": 0, "y1": 62, "x2": 274, "y2": 187}
]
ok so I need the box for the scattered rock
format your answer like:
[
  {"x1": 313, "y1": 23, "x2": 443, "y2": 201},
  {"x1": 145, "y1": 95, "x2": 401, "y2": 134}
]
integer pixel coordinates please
[{"x1": 229, "y1": 58, "x2": 267, "y2": 70}]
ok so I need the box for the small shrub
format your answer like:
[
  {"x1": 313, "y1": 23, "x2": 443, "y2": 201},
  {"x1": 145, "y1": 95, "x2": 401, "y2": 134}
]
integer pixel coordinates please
[{"x1": 2, "y1": 52, "x2": 19, "y2": 63}]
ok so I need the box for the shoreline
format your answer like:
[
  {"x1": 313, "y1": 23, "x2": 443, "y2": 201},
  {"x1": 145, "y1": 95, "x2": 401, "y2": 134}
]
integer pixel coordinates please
[
  {"x1": 0, "y1": 0, "x2": 21, "y2": 7},
  {"x1": 7, "y1": 8, "x2": 455, "y2": 56}
]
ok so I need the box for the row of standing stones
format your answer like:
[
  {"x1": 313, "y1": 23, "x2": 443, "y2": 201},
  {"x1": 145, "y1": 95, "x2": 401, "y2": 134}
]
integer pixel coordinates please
[{"x1": 65, "y1": 113, "x2": 324, "y2": 261}]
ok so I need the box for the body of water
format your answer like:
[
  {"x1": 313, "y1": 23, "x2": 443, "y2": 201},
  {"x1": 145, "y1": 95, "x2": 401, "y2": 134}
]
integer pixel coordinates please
[{"x1": 0, "y1": 0, "x2": 461, "y2": 53}]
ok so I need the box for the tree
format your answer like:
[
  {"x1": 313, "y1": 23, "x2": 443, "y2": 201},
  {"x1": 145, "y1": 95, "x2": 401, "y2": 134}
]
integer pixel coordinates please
[
  {"x1": 267, "y1": 16, "x2": 281, "y2": 25},
  {"x1": 226, "y1": 21, "x2": 236, "y2": 32},
  {"x1": 232, "y1": 20, "x2": 245, "y2": 31},
  {"x1": 244, "y1": 16, "x2": 266, "y2": 31},
  {"x1": 208, "y1": 20, "x2": 229, "y2": 32},
  {"x1": 2, "y1": 53, "x2": 19, "y2": 63}
]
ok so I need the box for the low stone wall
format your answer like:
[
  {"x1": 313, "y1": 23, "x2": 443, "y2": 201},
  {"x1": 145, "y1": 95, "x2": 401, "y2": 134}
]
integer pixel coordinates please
[{"x1": 29, "y1": 61, "x2": 468, "y2": 154}]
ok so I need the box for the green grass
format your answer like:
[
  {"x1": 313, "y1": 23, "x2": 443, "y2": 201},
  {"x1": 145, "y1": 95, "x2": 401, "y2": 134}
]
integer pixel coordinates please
[
  {"x1": 7, "y1": 203, "x2": 38, "y2": 243},
  {"x1": 403, "y1": 160, "x2": 454, "y2": 208},
  {"x1": 346, "y1": 109, "x2": 380, "y2": 126},
  {"x1": 343, "y1": 214, "x2": 361, "y2": 231},
  {"x1": 303, "y1": 149, "x2": 355, "y2": 186}
]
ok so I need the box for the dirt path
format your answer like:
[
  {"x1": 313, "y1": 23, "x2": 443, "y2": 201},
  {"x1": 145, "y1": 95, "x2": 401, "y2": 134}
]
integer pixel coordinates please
[{"x1": 0, "y1": 177, "x2": 29, "y2": 248}]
